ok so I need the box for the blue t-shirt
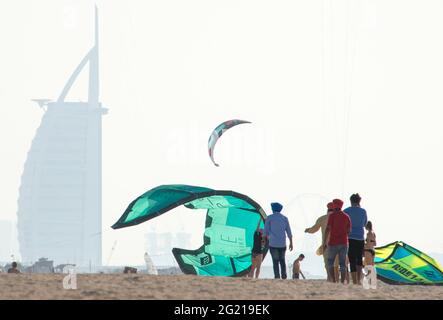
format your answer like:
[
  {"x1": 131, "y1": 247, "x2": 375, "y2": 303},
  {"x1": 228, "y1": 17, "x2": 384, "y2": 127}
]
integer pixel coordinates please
[{"x1": 343, "y1": 206, "x2": 367, "y2": 240}]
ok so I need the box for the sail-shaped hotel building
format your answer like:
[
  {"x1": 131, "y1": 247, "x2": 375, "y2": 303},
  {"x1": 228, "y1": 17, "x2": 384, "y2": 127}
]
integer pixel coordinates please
[{"x1": 17, "y1": 8, "x2": 105, "y2": 267}]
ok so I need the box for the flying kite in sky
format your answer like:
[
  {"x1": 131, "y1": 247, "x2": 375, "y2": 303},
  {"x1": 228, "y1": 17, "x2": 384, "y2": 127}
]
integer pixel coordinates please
[
  {"x1": 375, "y1": 241, "x2": 443, "y2": 285},
  {"x1": 208, "y1": 119, "x2": 251, "y2": 167},
  {"x1": 112, "y1": 184, "x2": 267, "y2": 277}
]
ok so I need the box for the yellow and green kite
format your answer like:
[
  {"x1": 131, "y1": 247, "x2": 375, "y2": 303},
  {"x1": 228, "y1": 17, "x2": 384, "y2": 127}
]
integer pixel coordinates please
[{"x1": 375, "y1": 241, "x2": 443, "y2": 285}]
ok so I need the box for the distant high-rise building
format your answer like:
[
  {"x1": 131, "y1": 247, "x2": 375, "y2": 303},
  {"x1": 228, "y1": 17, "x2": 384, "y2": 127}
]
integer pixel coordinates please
[
  {"x1": 145, "y1": 231, "x2": 193, "y2": 256},
  {"x1": 173, "y1": 231, "x2": 192, "y2": 250},
  {"x1": 0, "y1": 220, "x2": 13, "y2": 262},
  {"x1": 144, "y1": 230, "x2": 193, "y2": 266},
  {"x1": 145, "y1": 232, "x2": 173, "y2": 256},
  {"x1": 17, "y1": 8, "x2": 106, "y2": 266}
]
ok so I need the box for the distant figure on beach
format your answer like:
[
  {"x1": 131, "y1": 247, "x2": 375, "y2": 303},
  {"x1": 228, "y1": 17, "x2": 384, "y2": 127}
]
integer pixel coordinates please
[
  {"x1": 323, "y1": 199, "x2": 351, "y2": 283},
  {"x1": 292, "y1": 254, "x2": 306, "y2": 279},
  {"x1": 265, "y1": 202, "x2": 293, "y2": 279},
  {"x1": 364, "y1": 221, "x2": 376, "y2": 266},
  {"x1": 144, "y1": 252, "x2": 158, "y2": 275},
  {"x1": 7, "y1": 262, "x2": 20, "y2": 274},
  {"x1": 344, "y1": 193, "x2": 367, "y2": 285},
  {"x1": 249, "y1": 225, "x2": 266, "y2": 279},
  {"x1": 305, "y1": 202, "x2": 339, "y2": 281}
]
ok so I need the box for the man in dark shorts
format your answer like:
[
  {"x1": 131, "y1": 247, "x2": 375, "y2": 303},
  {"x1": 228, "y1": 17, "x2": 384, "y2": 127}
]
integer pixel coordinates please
[{"x1": 344, "y1": 193, "x2": 368, "y2": 285}]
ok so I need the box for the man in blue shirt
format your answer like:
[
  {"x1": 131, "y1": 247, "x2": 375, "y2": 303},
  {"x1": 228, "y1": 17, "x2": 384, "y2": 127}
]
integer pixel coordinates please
[
  {"x1": 264, "y1": 202, "x2": 293, "y2": 279},
  {"x1": 343, "y1": 193, "x2": 368, "y2": 285}
]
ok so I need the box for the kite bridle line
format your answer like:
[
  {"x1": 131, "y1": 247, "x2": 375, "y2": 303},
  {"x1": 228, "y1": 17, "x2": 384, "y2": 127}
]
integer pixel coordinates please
[
  {"x1": 340, "y1": 0, "x2": 360, "y2": 199},
  {"x1": 321, "y1": 0, "x2": 359, "y2": 199}
]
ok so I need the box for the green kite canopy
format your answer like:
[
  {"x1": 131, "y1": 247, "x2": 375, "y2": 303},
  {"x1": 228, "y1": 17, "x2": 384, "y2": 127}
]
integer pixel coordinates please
[
  {"x1": 112, "y1": 185, "x2": 267, "y2": 277},
  {"x1": 375, "y1": 241, "x2": 443, "y2": 285}
]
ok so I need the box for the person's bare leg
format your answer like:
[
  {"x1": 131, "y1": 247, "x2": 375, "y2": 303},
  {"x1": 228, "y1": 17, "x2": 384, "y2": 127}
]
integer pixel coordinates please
[
  {"x1": 249, "y1": 257, "x2": 257, "y2": 278},
  {"x1": 351, "y1": 272, "x2": 358, "y2": 284},
  {"x1": 328, "y1": 267, "x2": 336, "y2": 283},
  {"x1": 255, "y1": 265, "x2": 261, "y2": 279},
  {"x1": 334, "y1": 266, "x2": 339, "y2": 283},
  {"x1": 340, "y1": 270, "x2": 347, "y2": 284},
  {"x1": 357, "y1": 266, "x2": 363, "y2": 285},
  {"x1": 254, "y1": 255, "x2": 262, "y2": 279}
]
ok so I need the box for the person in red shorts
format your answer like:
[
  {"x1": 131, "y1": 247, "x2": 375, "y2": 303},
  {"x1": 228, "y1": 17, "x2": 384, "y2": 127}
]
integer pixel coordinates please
[{"x1": 323, "y1": 199, "x2": 351, "y2": 283}]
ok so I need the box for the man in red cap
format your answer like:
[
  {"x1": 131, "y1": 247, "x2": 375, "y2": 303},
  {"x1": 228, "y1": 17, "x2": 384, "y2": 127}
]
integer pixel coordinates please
[
  {"x1": 305, "y1": 202, "x2": 338, "y2": 281},
  {"x1": 323, "y1": 199, "x2": 351, "y2": 283}
]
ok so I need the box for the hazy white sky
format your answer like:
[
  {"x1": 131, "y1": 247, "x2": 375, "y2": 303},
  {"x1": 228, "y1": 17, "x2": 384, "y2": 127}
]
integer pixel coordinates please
[{"x1": 1, "y1": 0, "x2": 443, "y2": 266}]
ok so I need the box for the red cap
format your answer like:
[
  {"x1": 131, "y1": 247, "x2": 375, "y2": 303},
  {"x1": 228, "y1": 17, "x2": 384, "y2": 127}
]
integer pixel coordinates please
[
  {"x1": 332, "y1": 199, "x2": 344, "y2": 210},
  {"x1": 327, "y1": 202, "x2": 334, "y2": 210}
]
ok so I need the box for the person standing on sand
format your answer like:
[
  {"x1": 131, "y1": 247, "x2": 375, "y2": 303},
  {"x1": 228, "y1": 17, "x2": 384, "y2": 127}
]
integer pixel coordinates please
[
  {"x1": 344, "y1": 193, "x2": 368, "y2": 285},
  {"x1": 362, "y1": 221, "x2": 377, "y2": 289},
  {"x1": 292, "y1": 254, "x2": 306, "y2": 279},
  {"x1": 304, "y1": 202, "x2": 339, "y2": 281},
  {"x1": 7, "y1": 262, "x2": 20, "y2": 274},
  {"x1": 265, "y1": 202, "x2": 293, "y2": 279},
  {"x1": 323, "y1": 199, "x2": 351, "y2": 284},
  {"x1": 249, "y1": 225, "x2": 266, "y2": 279},
  {"x1": 363, "y1": 221, "x2": 376, "y2": 266}
]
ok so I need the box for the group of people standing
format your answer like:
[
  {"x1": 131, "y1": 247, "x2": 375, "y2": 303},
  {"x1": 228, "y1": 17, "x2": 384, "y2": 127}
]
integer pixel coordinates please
[
  {"x1": 248, "y1": 193, "x2": 376, "y2": 285},
  {"x1": 317, "y1": 194, "x2": 375, "y2": 284}
]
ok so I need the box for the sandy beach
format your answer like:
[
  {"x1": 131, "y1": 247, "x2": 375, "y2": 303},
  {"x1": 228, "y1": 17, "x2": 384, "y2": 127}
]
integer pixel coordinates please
[{"x1": 1, "y1": 274, "x2": 442, "y2": 300}]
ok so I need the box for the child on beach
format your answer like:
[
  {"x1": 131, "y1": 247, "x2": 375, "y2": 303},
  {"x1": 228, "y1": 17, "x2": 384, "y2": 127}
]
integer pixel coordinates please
[
  {"x1": 7, "y1": 262, "x2": 20, "y2": 274},
  {"x1": 292, "y1": 254, "x2": 306, "y2": 279}
]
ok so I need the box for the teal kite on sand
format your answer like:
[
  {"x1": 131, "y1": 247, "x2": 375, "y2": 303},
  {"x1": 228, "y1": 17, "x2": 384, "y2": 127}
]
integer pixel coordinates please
[{"x1": 112, "y1": 185, "x2": 267, "y2": 277}]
